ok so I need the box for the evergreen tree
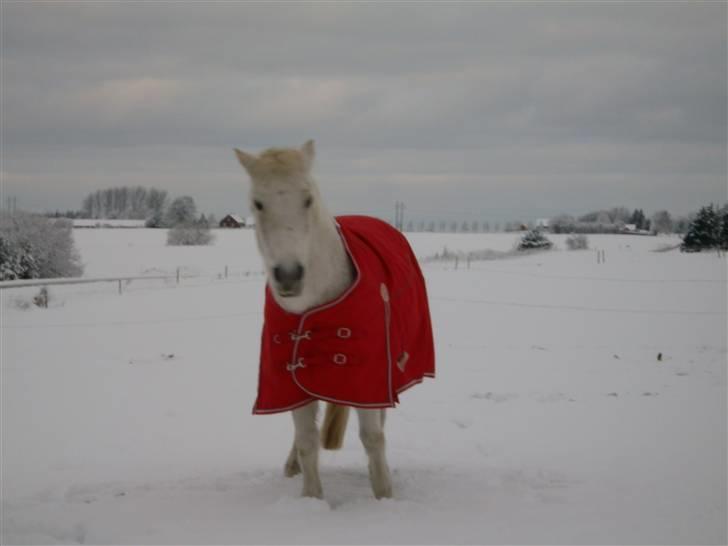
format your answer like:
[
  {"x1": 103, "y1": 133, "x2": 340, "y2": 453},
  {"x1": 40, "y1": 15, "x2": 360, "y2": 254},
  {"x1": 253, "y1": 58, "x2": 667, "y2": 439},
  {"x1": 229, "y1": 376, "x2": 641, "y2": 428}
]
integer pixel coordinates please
[
  {"x1": 681, "y1": 205, "x2": 720, "y2": 252},
  {"x1": 719, "y1": 205, "x2": 728, "y2": 250},
  {"x1": 630, "y1": 209, "x2": 647, "y2": 230},
  {"x1": 517, "y1": 229, "x2": 554, "y2": 251}
]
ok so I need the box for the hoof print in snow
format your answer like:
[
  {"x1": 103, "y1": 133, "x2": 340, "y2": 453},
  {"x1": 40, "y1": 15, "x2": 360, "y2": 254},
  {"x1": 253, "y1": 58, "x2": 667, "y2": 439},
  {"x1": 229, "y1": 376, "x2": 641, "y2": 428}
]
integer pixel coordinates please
[
  {"x1": 535, "y1": 392, "x2": 570, "y2": 403},
  {"x1": 161, "y1": 353, "x2": 175, "y2": 360},
  {"x1": 675, "y1": 371, "x2": 689, "y2": 377},
  {"x1": 471, "y1": 392, "x2": 517, "y2": 403},
  {"x1": 606, "y1": 392, "x2": 619, "y2": 397},
  {"x1": 451, "y1": 419, "x2": 471, "y2": 429},
  {"x1": 642, "y1": 392, "x2": 659, "y2": 397}
]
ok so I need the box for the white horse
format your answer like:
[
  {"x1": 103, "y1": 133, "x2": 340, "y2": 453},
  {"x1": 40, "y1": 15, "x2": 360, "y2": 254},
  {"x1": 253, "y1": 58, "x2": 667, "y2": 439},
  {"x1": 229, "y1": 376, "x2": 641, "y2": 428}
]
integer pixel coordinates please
[{"x1": 234, "y1": 140, "x2": 392, "y2": 499}]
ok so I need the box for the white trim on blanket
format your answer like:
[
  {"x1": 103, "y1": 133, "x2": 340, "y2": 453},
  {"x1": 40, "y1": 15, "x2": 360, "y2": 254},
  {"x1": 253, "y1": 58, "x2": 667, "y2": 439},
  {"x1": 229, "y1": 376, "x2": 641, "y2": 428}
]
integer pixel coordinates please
[{"x1": 252, "y1": 397, "x2": 316, "y2": 415}]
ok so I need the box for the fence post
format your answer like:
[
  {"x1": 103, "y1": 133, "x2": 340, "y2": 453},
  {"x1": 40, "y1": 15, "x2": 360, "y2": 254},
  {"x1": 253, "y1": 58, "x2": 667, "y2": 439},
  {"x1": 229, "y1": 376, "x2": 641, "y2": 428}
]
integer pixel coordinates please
[
  {"x1": 176, "y1": 267, "x2": 180, "y2": 284},
  {"x1": 455, "y1": 256, "x2": 459, "y2": 270},
  {"x1": 225, "y1": 265, "x2": 228, "y2": 279},
  {"x1": 118, "y1": 279, "x2": 122, "y2": 295}
]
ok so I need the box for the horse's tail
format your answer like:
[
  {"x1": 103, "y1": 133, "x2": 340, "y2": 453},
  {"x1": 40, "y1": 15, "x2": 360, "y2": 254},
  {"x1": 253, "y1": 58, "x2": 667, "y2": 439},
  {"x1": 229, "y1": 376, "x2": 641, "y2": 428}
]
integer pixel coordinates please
[{"x1": 320, "y1": 403, "x2": 350, "y2": 450}]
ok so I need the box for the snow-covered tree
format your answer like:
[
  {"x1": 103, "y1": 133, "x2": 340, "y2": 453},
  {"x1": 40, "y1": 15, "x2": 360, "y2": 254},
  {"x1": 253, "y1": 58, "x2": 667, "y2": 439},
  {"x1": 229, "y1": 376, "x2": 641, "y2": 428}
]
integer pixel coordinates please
[
  {"x1": 681, "y1": 205, "x2": 720, "y2": 252},
  {"x1": 80, "y1": 186, "x2": 169, "y2": 220},
  {"x1": 0, "y1": 212, "x2": 82, "y2": 279},
  {"x1": 565, "y1": 233, "x2": 589, "y2": 250},
  {"x1": 146, "y1": 189, "x2": 168, "y2": 219},
  {"x1": 167, "y1": 223, "x2": 215, "y2": 246},
  {"x1": 145, "y1": 210, "x2": 164, "y2": 228},
  {"x1": 550, "y1": 214, "x2": 577, "y2": 234},
  {"x1": 608, "y1": 207, "x2": 632, "y2": 224},
  {"x1": 517, "y1": 229, "x2": 554, "y2": 251},
  {"x1": 719, "y1": 205, "x2": 728, "y2": 250},
  {"x1": 673, "y1": 214, "x2": 694, "y2": 234},
  {"x1": 165, "y1": 196, "x2": 197, "y2": 227},
  {"x1": 651, "y1": 210, "x2": 673, "y2": 234}
]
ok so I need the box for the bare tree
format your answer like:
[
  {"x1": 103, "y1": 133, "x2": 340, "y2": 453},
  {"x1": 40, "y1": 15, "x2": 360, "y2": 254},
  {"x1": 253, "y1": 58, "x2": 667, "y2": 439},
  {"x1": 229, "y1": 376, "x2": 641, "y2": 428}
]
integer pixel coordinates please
[
  {"x1": 651, "y1": 210, "x2": 673, "y2": 234},
  {"x1": 165, "y1": 196, "x2": 198, "y2": 227}
]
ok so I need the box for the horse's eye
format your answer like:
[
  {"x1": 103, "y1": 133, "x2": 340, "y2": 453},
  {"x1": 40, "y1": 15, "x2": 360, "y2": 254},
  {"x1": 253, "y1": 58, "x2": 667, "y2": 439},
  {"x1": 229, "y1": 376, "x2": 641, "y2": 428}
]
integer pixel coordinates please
[
  {"x1": 254, "y1": 200, "x2": 263, "y2": 211},
  {"x1": 304, "y1": 196, "x2": 313, "y2": 209}
]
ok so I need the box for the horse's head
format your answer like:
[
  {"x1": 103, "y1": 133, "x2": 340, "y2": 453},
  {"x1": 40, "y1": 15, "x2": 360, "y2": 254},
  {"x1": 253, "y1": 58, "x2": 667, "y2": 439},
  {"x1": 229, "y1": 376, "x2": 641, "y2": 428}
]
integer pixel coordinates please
[{"x1": 234, "y1": 140, "x2": 320, "y2": 299}]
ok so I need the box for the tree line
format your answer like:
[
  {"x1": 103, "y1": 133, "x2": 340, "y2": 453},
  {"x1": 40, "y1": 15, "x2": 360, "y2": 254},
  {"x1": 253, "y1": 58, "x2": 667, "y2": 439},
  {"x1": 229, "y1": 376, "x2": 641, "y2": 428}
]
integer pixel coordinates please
[
  {"x1": 401, "y1": 206, "x2": 694, "y2": 235},
  {"x1": 69, "y1": 186, "x2": 217, "y2": 229},
  {"x1": 80, "y1": 187, "x2": 169, "y2": 220},
  {"x1": 549, "y1": 207, "x2": 684, "y2": 235}
]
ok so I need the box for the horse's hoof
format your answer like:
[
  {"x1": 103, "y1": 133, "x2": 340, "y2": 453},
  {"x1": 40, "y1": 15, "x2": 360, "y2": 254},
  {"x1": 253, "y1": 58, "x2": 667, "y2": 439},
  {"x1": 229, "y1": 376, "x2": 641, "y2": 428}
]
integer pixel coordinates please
[
  {"x1": 374, "y1": 486, "x2": 393, "y2": 499},
  {"x1": 284, "y1": 458, "x2": 301, "y2": 477},
  {"x1": 301, "y1": 488, "x2": 323, "y2": 499}
]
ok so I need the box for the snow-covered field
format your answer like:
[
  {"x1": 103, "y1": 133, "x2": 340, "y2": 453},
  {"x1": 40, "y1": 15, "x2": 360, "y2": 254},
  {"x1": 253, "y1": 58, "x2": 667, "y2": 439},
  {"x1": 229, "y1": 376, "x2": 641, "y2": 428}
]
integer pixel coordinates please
[{"x1": 2, "y1": 228, "x2": 726, "y2": 545}]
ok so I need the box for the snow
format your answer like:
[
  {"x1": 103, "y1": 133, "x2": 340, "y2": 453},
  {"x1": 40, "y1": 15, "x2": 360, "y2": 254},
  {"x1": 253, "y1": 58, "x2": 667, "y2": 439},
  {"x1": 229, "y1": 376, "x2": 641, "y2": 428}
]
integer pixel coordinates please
[{"x1": 2, "y1": 229, "x2": 726, "y2": 545}]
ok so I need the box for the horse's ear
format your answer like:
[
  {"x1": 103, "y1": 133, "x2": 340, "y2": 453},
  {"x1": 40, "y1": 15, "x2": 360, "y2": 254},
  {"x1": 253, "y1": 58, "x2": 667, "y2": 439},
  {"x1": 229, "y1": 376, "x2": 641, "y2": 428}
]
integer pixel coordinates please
[
  {"x1": 301, "y1": 139, "x2": 315, "y2": 166},
  {"x1": 234, "y1": 148, "x2": 256, "y2": 175}
]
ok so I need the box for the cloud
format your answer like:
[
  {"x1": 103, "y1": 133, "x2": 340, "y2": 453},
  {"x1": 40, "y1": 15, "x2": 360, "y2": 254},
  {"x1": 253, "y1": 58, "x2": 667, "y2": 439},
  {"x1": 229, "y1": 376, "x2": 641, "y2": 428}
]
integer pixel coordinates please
[{"x1": 1, "y1": 2, "x2": 725, "y2": 219}]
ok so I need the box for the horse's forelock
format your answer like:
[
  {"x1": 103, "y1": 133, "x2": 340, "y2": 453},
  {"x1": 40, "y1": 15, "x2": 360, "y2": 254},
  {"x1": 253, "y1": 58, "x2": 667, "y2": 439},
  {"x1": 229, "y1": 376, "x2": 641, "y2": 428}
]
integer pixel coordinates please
[{"x1": 250, "y1": 148, "x2": 309, "y2": 181}]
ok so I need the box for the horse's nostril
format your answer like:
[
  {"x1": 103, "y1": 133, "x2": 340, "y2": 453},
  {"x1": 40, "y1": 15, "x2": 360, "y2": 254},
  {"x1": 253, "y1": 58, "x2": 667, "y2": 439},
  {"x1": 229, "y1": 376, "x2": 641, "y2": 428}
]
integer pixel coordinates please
[{"x1": 273, "y1": 263, "x2": 304, "y2": 284}]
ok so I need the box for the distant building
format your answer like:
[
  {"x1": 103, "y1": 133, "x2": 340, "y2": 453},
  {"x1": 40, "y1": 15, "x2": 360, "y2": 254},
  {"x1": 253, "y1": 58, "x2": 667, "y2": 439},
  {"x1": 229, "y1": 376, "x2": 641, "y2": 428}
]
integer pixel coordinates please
[
  {"x1": 219, "y1": 214, "x2": 245, "y2": 228},
  {"x1": 536, "y1": 218, "x2": 550, "y2": 229},
  {"x1": 623, "y1": 223, "x2": 637, "y2": 232}
]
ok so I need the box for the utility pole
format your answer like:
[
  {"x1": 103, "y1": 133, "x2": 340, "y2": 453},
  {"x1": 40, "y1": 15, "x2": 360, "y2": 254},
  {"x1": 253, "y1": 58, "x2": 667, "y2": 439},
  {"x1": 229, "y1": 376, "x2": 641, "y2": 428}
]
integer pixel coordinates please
[{"x1": 394, "y1": 201, "x2": 405, "y2": 231}]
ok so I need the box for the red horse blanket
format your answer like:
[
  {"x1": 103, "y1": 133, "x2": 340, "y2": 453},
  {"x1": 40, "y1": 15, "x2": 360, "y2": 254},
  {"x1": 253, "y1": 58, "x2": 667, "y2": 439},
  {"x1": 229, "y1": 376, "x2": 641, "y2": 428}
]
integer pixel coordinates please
[{"x1": 253, "y1": 215, "x2": 435, "y2": 414}]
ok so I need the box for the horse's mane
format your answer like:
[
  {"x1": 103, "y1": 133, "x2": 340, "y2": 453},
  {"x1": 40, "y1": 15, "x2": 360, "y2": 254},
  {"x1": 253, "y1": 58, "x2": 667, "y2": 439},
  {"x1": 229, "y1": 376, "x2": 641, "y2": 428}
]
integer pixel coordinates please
[{"x1": 249, "y1": 148, "x2": 309, "y2": 180}]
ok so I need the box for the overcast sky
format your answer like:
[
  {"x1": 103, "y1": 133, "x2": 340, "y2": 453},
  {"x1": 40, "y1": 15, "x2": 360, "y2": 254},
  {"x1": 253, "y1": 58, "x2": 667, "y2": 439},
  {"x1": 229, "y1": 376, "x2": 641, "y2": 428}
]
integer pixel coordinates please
[{"x1": 1, "y1": 2, "x2": 726, "y2": 222}]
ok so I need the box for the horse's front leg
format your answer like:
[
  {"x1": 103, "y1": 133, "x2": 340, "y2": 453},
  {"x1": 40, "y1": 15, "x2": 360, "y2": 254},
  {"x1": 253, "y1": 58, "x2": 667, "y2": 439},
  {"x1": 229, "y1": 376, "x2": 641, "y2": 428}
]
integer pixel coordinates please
[
  {"x1": 291, "y1": 401, "x2": 323, "y2": 498},
  {"x1": 284, "y1": 441, "x2": 300, "y2": 477},
  {"x1": 357, "y1": 408, "x2": 392, "y2": 499}
]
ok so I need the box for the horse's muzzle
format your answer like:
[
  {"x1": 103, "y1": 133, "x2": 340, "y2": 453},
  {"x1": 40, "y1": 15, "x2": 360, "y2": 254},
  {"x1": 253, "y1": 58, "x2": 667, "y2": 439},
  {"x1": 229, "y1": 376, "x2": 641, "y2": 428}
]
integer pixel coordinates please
[{"x1": 274, "y1": 263, "x2": 304, "y2": 297}]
